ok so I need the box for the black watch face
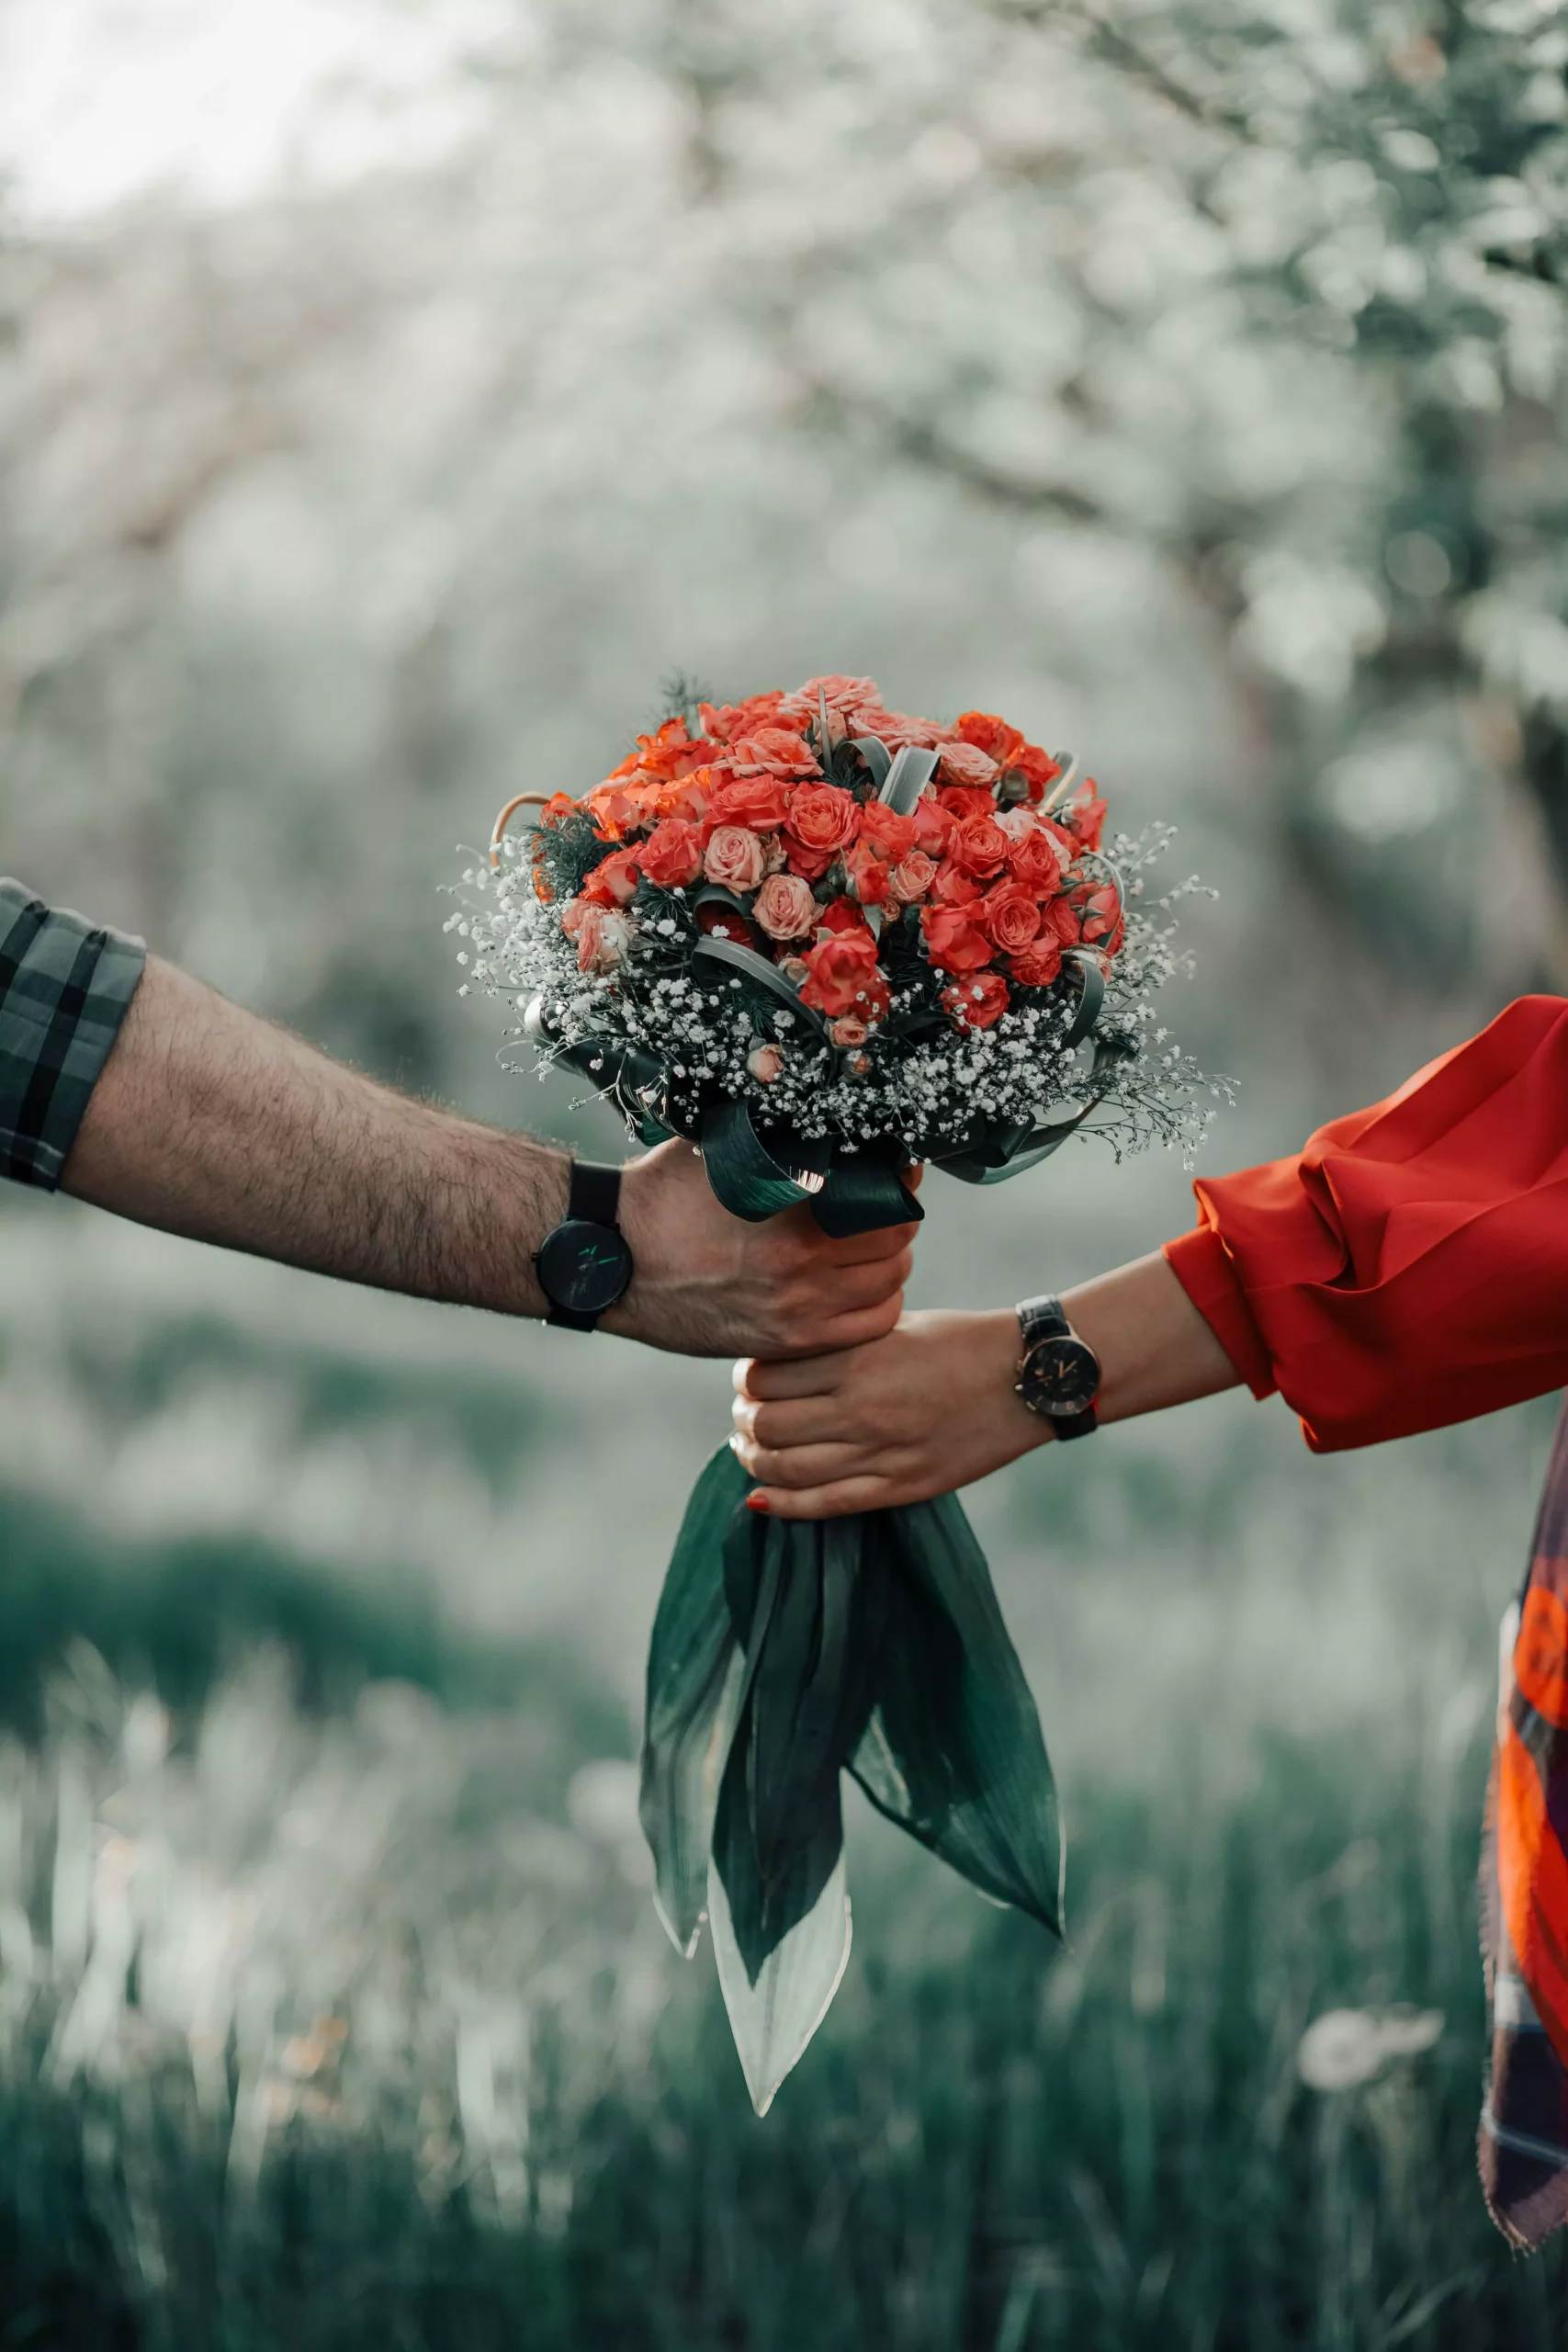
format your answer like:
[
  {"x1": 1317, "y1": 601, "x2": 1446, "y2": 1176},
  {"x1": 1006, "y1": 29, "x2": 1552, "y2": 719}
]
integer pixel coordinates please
[
  {"x1": 1021, "y1": 1335, "x2": 1100, "y2": 1417},
  {"x1": 537, "y1": 1220, "x2": 634, "y2": 1316}
]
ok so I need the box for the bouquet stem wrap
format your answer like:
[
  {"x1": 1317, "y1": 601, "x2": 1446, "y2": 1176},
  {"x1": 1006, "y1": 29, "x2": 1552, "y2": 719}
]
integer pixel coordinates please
[{"x1": 640, "y1": 1439, "x2": 1063, "y2": 2113}]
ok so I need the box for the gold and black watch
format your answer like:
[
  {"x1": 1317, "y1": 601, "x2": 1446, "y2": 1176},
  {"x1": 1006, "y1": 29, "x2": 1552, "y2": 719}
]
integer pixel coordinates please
[{"x1": 1013, "y1": 1294, "x2": 1100, "y2": 1440}]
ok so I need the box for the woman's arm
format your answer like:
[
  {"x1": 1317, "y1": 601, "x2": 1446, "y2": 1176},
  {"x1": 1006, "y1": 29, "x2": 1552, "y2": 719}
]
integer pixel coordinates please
[
  {"x1": 734, "y1": 991, "x2": 1568, "y2": 1511},
  {"x1": 731, "y1": 1254, "x2": 1237, "y2": 1517}
]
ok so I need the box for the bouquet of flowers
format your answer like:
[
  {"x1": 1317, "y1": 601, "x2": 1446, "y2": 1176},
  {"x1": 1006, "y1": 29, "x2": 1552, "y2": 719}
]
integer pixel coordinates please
[{"x1": 463, "y1": 673, "x2": 1215, "y2": 2109}]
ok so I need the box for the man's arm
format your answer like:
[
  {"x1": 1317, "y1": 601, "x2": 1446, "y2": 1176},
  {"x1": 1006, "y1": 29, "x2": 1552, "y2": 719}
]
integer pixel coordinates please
[
  {"x1": 729, "y1": 1255, "x2": 1238, "y2": 1515},
  {"x1": 58, "y1": 951, "x2": 912, "y2": 1358}
]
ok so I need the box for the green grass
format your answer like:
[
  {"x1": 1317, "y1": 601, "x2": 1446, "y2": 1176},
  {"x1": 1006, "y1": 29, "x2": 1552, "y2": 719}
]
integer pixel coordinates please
[{"x1": 0, "y1": 1384, "x2": 1565, "y2": 2349}]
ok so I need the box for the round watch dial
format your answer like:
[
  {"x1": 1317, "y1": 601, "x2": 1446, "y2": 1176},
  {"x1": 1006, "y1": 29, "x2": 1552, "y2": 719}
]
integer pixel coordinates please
[
  {"x1": 537, "y1": 1219, "x2": 634, "y2": 1316},
  {"x1": 1019, "y1": 1334, "x2": 1100, "y2": 1417}
]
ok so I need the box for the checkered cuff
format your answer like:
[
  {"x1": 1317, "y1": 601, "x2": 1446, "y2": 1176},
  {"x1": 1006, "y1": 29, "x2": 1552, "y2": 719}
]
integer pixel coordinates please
[{"x1": 0, "y1": 878, "x2": 146, "y2": 1190}]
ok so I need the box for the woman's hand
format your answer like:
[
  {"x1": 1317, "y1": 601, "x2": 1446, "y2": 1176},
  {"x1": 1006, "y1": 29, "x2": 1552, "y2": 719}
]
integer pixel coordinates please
[{"x1": 730, "y1": 1309, "x2": 1050, "y2": 1518}]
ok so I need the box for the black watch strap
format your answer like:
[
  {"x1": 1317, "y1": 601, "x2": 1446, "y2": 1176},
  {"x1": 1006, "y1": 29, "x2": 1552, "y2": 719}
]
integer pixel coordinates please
[
  {"x1": 568, "y1": 1158, "x2": 621, "y2": 1230},
  {"x1": 545, "y1": 1160, "x2": 625, "y2": 1332}
]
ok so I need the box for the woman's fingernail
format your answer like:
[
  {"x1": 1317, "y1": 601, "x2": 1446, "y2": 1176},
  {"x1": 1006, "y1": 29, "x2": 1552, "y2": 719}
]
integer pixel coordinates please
[{"x1": 746, "y1": 1492, "x2": 771, "y2": 1514}]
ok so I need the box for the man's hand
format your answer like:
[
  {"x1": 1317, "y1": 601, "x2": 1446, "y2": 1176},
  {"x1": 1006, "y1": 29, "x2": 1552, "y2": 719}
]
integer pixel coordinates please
[
  {"x1": 611, "y1": 1140, "x2": 914, "y2": 1359},
  {"x1": 62, "y1": 953, "x2": 913, "y2": 1354}
]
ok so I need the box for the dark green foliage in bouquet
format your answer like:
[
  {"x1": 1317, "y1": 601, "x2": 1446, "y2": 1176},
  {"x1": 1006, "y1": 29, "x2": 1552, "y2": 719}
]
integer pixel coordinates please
[{"x1": 640, "y1": 1445, "x2": 1062, "y2": 2111}]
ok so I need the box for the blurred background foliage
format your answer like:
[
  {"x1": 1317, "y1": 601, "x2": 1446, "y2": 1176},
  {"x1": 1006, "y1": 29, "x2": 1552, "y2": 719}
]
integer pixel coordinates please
[{"x1": 4, "y1": 0, "x2": 1568, "y2": 2341}]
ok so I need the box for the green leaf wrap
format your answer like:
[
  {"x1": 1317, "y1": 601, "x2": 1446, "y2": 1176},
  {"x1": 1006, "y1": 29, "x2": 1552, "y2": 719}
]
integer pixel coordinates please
[{"x1": 640, "y1": 1449, "x2": 1063, "y2": 2039}]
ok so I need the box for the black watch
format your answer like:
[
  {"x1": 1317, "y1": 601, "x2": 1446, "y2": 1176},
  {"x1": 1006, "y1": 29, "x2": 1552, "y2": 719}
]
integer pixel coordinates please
[
  {"x1": 1014, "y1": 1295, "x2": 1100, "y2": 1439},
  {"x1": 535, "y1": 1160, "x2": 633, "y2": 1332}
]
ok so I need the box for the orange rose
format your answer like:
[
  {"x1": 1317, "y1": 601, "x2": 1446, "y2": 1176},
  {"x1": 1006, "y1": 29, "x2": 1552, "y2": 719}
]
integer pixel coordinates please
[
  {"x1": 978, "y1": 882, "x2": 1042, "y2": 956},
  {"x1": 949, "y1": 815, "x2": 1012, "y2": 879},
  {"x1": 581, "y1": 845, "x2": 642, "y2": 907},
  {"x1": 953, "y1": 711, "x2": 1028, "y2": 770},
  {"x1": 1010, "y1": 937, "x2": 1063, "y2": 989},
  {"x1": 920, "y1": 904, "x2": 993, "y2": 975},
  {"x1": 1071, "y1": 880, "x2": 1122, "y2": 952},
  {"x1": 912, "y1": 796, "x2": 955, "y2": 854},
  {"x1": 800, "y1": 929, "x2": 889, "y2": 1021},
  {"x1": 938, "y1": 786, "x2": 998, "y2": 823},
  {"x1": 638, "y1": 819, "x2": 704, "y2": 888},
  {"x1": 753, "y1": 873, "x2": 818, "y2": 941},
  {"x1": 856, "y1": 801, "x2": 918, "y2": 862},
  {"x1": 938, "y1": 741, "x2": 1001, "y2": 791},
  {"x1": 1016, "y1": 743, "x2": 1062, "y2": 801},
  {"x1": 705, "y1": 773, "x2": 792, "y2": 831},
  {"x1": 604, "y1": 716, "x2": 710, "y2": 784},
  {"x1": 929, "y1": 863, "x2": 981, "y2": 907},
  {"x1": 942, "y1": 971, "x2": 1010, "y2": 1030},
  {"x1": 1063, "y1": 785, "x2": 1107, "y2": 851},
  {"x1": 730, "y1": 728, "x2": 822, "y2": 780},
  {"x1": 698, "y1": 693, "x2": 786, "y2": 745},
  {"x1": 845, "y1": 841, "x2": 893, "y2": 906},
  {"x1": 785, "y1": 783, "x2": 862, "y2": 876}
]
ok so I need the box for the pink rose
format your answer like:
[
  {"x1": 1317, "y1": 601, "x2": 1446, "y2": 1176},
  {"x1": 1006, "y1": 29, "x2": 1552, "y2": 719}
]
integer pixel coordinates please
[
  {"x1": 567, "y1": 902, "x2": 631, "y2": 973},
  {"x1": 778, "y1": 673, "x2": 881, "y2": 723},
  {"x1": 829, "y1": 1013, "x2": 870, "y2": 1047},
  {"x1": 704, "y1": 826, "x2": 768, "y2": 892},
  {"x1": 777, "y1": 955, "x2": 810, "y2": 985},
  {"x1": 938, "y1": 741, "x2": 1001, "y2": 790},
  {"x1": 887, "y1": 850, "x2": 938, "y2": 905},
  {"x1": 747, "y1": 1042, "x2": 784, "y2": 1082},
  {"x1": 754, "y1": 872, "x2": 818, "y2": 941}
]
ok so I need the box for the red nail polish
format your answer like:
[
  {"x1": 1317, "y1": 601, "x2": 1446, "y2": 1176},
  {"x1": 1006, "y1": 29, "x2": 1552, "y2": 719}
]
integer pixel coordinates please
[{"x1": 746, "y1": 1492, "x2": 771, "y2": 1514}]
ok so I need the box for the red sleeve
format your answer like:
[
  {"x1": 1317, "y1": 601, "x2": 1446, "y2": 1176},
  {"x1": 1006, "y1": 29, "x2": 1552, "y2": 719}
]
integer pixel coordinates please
[{"x1": 1161, "y1": 995, "x2": 1568, "y2": 1452}]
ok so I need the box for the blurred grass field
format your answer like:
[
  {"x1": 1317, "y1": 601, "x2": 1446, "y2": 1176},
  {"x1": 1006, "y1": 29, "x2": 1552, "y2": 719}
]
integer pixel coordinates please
[{"x1": 2, "y1": 1204, "x2": 1567, "y2": 2350}]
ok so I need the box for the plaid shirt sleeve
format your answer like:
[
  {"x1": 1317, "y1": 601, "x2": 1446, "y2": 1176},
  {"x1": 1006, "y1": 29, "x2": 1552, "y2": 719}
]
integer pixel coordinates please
[{"x1": 0, "y1": 877, "x2": 146, "y2": 1191}]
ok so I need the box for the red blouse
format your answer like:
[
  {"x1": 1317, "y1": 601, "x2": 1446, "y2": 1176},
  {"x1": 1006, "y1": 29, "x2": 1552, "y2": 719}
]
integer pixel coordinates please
[{"x1": 1163, "y1": 995, "x2": 1568, "y2": 1453}]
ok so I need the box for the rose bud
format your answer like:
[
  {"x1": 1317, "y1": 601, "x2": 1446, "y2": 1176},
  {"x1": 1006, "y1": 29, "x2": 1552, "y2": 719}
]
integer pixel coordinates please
[
  {"x1": 746, "y1": 1042, "x2": 784, "y2": 1082},
  {"x1": 778, "y1": 955, "x2": 811, "y2": 985},
  {"x1": 829, "y1": 1014, "x2": 870, "y2": 1047}
]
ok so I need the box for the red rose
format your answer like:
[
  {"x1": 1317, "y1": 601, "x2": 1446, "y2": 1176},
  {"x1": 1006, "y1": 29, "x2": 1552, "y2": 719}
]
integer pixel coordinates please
[
  {"x1": 800, "y1": 929, "x2": 889, "y2": 1021},
  {"x1": 856, "y1": 800, "x2": 918, "y2": 862},
  {"x1": 912, "y1": 796, "x2": 955, "y2": 854},
  {"x1": 942, "y1": 971, "x2": 1010, "y2": 1031},
  {"x1": 978, "y1": 883, "x2": 1042, "y2": 956},
  {"x1": 953, "y1": 710, "x2": 1028, "y2": 770},
  {"x1": 817, "y1": 895, "x2": 871, "y2": 937},
  {"x1": 581, "y1": 845, "x2": 642, "y2": 907},
  {"x1": 785, "y1": 782, "x2": 861, "y2": 868},
  {"x1": 705, "y1": 773, "x2": 792, "y2": 831},
  {"x1": 929, "y1": 863, "x2": 981, "y2": 907},
  {"x1": 938, "y1": 741, "x2": 1000, "y2": 791},
  {"x1": 1071, "y1": 880, "x2": 1122, "y2": 952},
  {"x1": 1010, "y1": 937, "x2": 1064, "y2": 989},
  {"x1": 638, "y1": 819, "x2": 705, "y2": 888},
  {"x1": 1007, "y1": 828, "x2": 1066, "y2": 894},
  {"x1": 920, "y1": 904, "x2": 993, "y2": 975},
  {"x1": 1042, "y1": 895, "x2": 1082, "y2": 945},
  {"x1": 845, "y1": 841, "x2": 893, "y2": 906},
  {"x1": 938, "y1": 786, "x2": 998, "y2": 822},
  {"x1": 1064, "y1": 787, "x2": 1107, "y2": 852},
  {"x1": 950, "y1": 815, "x2": 1012, "y2": 879},
  {"x1": 1016, "y1": 743, "x2": 1061, "y2": 801},
  {"x1": 730, "y1": 727, "x2": 822, "y2": 780}
]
